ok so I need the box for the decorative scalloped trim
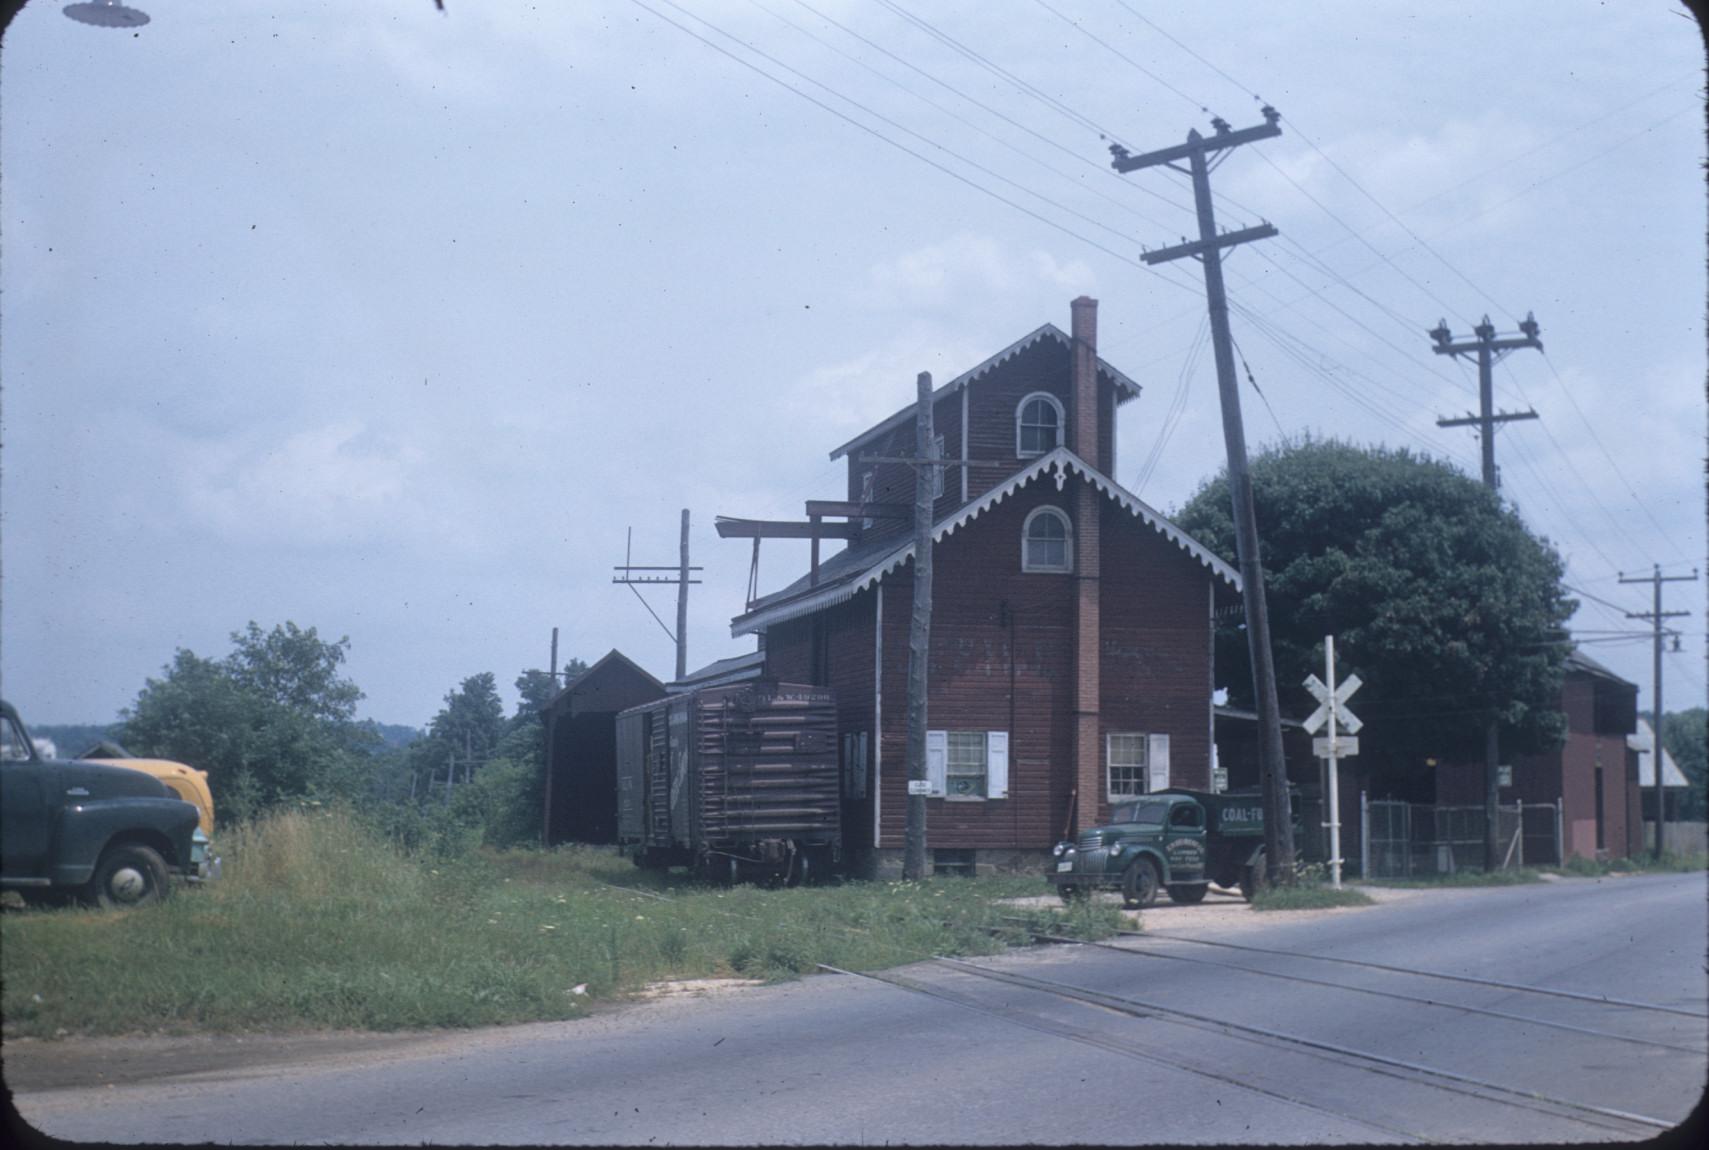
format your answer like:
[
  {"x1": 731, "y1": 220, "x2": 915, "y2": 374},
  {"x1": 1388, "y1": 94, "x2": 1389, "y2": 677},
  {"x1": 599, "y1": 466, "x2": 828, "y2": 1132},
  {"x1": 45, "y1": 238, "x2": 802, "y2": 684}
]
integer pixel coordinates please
[{"x1": 732, "y1": 449, "x2": 1239, "y2": 636}]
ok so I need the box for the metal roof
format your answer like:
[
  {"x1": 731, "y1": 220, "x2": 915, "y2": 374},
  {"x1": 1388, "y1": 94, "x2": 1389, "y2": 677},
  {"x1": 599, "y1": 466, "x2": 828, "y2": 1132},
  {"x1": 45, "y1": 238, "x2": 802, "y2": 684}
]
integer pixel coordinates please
[
  {"x1": 731, "y1": 447, "x2": 1241, "y2": 636},
  {"x1": 670, "y1": 649, "x2": 765, "y2": 692},
  {"x1": 1629, "y1": 718, "x2": 1690, "y2": 788},
  {"x1": 827, "y1": 323, "x2": 1142, "y2": 462}
]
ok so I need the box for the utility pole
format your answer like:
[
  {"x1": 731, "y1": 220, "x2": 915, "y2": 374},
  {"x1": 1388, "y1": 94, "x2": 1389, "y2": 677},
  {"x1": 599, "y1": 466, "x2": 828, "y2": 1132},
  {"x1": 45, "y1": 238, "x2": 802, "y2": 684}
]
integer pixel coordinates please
[
  {"x1": 1430, "y1": 313, "x2": 1542, "y2": 869},
  {"x1": 1111, "y1": 107, "x2": 1295, "y2": 882},
  {"x1": 612, "y1": 512, "x2": 703, "y2": 682},
  {"x1": 1619, "y1": 564, "x2": 1696, "y2": 858},
  {"x1": 904, "y1": 371, "x2": 937, "y2": 881}
]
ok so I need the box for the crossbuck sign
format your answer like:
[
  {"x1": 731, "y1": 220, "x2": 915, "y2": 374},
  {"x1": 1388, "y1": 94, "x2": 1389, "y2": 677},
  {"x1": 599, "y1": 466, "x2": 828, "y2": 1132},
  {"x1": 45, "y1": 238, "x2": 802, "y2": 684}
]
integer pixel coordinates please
[{"x1": 1303, "y1": 672, "x2": 1362, "y2": 736}]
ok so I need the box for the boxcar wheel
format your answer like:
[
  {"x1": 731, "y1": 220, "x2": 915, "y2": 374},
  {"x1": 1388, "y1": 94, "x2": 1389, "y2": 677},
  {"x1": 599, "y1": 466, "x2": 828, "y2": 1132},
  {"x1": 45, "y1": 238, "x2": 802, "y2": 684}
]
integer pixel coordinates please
[
  {"x1": 1120, "y1": 858, "x2": 1160, "y2": 909},
  {"x1": 86, "y1": 843, "x2": 170, "y2": 909},
  {"x1": 1166, "y1": 883, "x2": 1208, "y2": 905}
]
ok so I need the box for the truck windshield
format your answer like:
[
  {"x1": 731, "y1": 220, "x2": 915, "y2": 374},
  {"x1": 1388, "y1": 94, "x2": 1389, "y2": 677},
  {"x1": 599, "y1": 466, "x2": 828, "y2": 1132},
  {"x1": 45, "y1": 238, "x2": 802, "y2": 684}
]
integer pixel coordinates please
[{"x1": 1110, "y1": 800, "x2": 1169, "y2": 826}]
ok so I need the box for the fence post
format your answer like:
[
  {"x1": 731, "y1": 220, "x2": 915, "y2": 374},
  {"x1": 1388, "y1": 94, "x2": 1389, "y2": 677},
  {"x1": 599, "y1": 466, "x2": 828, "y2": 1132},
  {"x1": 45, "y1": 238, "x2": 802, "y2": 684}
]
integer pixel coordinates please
[
  {"x1": 1360, "y1": 790, "x2": 1369, "y2": 879},
  {"x1": 1556, "y1": 796, "x2": 1564, "y2": 866},
  {"x1": 1516, "y1": 799, "x2": 1524, "y2": 868},
  {"x1": 1403, "y1": 802, "x2": 1412, "y2": 877}
]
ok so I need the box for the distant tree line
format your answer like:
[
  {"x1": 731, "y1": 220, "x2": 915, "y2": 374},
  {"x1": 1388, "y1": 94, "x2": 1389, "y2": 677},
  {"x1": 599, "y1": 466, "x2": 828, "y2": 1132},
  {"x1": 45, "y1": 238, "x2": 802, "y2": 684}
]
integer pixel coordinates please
[{"x1": 112, "y1": 620, "x2": 585, "y2": 850}]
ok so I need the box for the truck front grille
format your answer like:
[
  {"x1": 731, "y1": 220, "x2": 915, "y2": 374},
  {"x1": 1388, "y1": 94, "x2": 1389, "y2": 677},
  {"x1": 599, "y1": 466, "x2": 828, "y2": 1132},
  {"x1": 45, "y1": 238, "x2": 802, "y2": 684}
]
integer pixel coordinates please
[{"x1": 1077, "y1": 831, "x2": 1104, "y2": 852}]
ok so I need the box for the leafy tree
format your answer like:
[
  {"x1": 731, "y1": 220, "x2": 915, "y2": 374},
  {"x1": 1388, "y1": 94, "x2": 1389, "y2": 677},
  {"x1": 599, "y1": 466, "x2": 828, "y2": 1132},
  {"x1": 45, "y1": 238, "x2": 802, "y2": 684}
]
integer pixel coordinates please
[
  {"x1": 119, "y1": 623, "x2": 378, "y2": 820},
  {"x1": 1176, "y1": 437, "x2": 1574, "y2": 797},
  {"x1": 1658, "y1": 707, "x2": 1707, "y2": 821},
  {"x1": 427, "y1": 673, "x2": 507, "y2": 770}
]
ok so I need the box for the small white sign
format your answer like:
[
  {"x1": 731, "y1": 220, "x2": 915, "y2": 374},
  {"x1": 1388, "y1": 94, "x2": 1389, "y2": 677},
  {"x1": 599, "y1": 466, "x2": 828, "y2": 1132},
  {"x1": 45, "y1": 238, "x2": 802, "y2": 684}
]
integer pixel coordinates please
[
  {"x1": 907, "y1": 779, "x2": 933, "y2": 796},
  {"x1": 1314, "y1": 735, "x2": 1359, "y2": 758}
]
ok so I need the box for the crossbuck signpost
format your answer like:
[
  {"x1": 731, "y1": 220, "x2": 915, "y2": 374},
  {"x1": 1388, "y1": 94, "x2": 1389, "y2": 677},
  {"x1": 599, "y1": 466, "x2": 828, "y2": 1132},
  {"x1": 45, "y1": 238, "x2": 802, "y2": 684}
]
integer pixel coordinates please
[{"x1": 1303, "y1": 636, "x2": 1361, "y2": 889}]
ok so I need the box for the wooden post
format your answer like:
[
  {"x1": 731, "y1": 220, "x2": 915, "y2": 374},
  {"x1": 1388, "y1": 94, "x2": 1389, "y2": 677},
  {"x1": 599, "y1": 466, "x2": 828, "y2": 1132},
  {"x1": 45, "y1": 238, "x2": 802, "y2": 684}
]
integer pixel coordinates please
[{"x1": 904, "y1": 371, "x2": 936, "y2": 881}]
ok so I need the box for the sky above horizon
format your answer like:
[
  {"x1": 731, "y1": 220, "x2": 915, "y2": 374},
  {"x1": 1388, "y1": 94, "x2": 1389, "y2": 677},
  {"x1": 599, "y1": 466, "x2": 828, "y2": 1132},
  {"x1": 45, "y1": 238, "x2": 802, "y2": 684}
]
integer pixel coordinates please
[{"x1": 2, "y1": 0, "x2": 1703, "y2": 727}]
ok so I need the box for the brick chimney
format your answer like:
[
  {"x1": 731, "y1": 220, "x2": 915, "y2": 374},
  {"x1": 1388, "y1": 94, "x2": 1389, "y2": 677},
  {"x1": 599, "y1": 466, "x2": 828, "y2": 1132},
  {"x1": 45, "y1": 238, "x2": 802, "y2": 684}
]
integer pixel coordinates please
[
  {"x1": 1069, "y1": 296, "x2": 1099, "y2": 470},
  {"x1": 1069, "y1": 296, "x2": 1103, "y2": 835}
]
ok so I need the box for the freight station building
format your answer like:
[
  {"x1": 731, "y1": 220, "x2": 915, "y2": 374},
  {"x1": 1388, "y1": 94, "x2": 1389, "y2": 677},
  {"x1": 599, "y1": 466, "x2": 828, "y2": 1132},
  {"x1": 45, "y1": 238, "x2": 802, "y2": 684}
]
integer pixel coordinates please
[{"x1": 717, "y1": 297, "x2": 1242, "y2": 878}]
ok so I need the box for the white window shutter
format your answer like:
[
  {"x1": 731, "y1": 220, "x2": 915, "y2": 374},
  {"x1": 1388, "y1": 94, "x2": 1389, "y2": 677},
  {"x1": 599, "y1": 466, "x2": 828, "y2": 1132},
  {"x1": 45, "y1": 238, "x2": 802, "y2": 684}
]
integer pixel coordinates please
[
  {"x1": 987, "y1": 731, "x2": 1009, "y2": 799},
  {"x1": 926, "y1": 730, "x2": 948, "y2": 796},
  {"x1": 1147, "y1": 733, "x2": 1171, "y2": 793}
]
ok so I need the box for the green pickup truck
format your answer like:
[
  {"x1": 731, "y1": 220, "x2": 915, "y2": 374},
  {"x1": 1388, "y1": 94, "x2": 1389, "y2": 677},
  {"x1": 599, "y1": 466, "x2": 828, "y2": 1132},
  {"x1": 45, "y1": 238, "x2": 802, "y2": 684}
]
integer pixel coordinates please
[
  {"x1": 1048, "y1": 789, "x2": 1294, "y2": 907},
  {"x1": 1, "y1": 700, "x2": 202, "y2": 908}
]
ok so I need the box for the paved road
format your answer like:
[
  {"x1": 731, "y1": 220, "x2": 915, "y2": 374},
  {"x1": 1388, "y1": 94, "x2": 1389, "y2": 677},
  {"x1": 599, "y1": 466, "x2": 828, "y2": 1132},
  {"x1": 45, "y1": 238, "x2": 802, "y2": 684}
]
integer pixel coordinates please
[{"x1": 11, "y1": 872, "x2": 1707, "y2": 1144}]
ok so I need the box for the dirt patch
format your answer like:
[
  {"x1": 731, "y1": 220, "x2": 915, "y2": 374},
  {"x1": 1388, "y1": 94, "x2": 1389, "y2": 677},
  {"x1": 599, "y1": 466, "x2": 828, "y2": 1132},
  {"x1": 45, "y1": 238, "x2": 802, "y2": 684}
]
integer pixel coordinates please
[{"x1": 637, "y1": 978, "x2": 765, "y2": 999}]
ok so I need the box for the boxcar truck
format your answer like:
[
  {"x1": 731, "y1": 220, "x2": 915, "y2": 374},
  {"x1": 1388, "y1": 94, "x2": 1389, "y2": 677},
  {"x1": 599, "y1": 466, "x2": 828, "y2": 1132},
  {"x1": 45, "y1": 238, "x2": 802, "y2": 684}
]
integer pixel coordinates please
[
  {"x1": 616, "y1": 682, "x2": 839, "y2": 883},
  {"x1": 1048, "y1": 788, "x2": 1307, "y2": 907}
]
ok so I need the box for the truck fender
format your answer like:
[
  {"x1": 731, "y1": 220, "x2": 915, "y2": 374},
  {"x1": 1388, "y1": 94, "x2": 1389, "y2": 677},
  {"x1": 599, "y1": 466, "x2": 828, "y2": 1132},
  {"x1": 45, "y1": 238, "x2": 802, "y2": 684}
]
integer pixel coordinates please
[
  {"x1": 1132, "y1": 847, "x2": 1170, "y2": 884},
  {"x1": 50, "y1": 799, "x2": 199, "y2": 887},
  {"x1": 1242, "y1": 843, "x2": 1267, "y2": 870}
]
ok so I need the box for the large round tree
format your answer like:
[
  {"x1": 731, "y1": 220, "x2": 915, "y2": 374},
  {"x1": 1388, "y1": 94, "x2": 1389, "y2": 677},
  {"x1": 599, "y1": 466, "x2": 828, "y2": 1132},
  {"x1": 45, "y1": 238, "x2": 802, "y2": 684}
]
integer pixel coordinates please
[{"x1": 1175, "y1": 437, "x2": 1574, "y2": 797}]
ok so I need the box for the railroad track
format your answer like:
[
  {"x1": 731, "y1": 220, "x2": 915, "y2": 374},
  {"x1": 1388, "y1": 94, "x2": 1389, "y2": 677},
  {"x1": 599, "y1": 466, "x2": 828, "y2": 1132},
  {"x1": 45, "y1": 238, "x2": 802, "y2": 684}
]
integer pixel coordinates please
[
  {"x1": 821, "y1": 941, "x2": 1682, "y2": 1141},
  {"x1": 1003, "y1": 924, "x2": 1708, "y2": 1056}
]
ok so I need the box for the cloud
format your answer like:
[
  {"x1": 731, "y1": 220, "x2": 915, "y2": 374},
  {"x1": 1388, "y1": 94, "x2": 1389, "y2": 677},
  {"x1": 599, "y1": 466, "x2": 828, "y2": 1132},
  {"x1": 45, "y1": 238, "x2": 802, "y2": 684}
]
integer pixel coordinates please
[
  {"x1": 854, "y1": 232, "x2": 1098, "y2": 312},
  {"x1": 180, "y1": 420, "x2": 433, "y2": 550}
]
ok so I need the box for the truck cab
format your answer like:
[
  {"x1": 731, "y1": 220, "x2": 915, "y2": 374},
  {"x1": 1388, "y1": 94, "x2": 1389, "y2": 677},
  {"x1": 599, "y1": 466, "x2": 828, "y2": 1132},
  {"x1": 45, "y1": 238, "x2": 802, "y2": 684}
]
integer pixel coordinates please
[
  {"x1": 1, "y1": 700, "x2": 201, "y2": 908},
  {"x1": 1048, "y1": 789, "x2": 1292, "y2": 907}
]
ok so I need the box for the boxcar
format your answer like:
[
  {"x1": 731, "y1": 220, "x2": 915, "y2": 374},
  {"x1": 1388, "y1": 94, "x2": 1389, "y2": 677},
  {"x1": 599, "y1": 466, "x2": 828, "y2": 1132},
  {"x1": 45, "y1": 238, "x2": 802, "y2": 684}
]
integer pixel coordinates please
[{"x1": 615, "y1": 681, "x2": 838, "y2": 883}]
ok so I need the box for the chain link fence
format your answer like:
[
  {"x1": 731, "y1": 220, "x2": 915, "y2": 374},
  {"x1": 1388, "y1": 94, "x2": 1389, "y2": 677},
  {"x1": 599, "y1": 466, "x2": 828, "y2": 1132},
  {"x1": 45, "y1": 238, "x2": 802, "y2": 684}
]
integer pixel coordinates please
[{"x1": 1361, "y1": 796, "x2": 1561, "y2": 878}]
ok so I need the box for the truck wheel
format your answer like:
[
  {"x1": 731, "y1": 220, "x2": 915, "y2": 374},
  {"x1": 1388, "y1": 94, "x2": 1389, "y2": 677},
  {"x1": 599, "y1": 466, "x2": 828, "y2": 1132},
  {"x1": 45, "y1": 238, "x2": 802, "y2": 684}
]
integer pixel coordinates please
[
  {"x1": 1056, "y1": 884, "x2": 1084, "y2": 904},
  {"x1": 86, "y1": 844, "x2": 170, "y2": 909},
  {"x1": 1166, "y1": 883, "x2": 1208, "y2": 905},
  {"x1": 1121, "y1": 858, "x2": 1160, "y2": 909}
]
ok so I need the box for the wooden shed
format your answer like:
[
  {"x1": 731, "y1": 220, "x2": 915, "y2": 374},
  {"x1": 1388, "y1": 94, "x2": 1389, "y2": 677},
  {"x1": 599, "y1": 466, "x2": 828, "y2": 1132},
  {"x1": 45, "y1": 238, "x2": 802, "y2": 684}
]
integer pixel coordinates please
[{"x1": 541, "y1": 650, "x2": 667, "y2": 846}]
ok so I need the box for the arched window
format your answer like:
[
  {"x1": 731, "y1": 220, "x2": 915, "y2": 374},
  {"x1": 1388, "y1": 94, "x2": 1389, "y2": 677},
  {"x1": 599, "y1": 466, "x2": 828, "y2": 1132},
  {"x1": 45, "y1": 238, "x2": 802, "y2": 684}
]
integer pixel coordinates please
[
  {"x1": 1015, "y1": 392, "x2": 1063, "y2": 457},
  {"x1": 1021, "y1": 506, "x2": 1072, "y2": 573}
]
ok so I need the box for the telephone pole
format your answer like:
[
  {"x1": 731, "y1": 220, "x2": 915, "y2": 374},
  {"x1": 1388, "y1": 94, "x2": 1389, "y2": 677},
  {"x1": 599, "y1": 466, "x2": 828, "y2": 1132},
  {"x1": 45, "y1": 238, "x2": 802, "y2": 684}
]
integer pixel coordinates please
[
  {"x1": 1619, "y1": 564, "x2": 1696, "y2": 858},
  {"x1": 1430, "y1": 313, "x2": 1542, "y2": 869},
  {"x1": 905, "y1": 371, "x2": 936, "y2": 881},
  {"x1": 1111, "y1": 107, "x2": 1295, "y2": 882},
  {"x1": 612, "y1": 511, "x2": 702, "y2": 682}
]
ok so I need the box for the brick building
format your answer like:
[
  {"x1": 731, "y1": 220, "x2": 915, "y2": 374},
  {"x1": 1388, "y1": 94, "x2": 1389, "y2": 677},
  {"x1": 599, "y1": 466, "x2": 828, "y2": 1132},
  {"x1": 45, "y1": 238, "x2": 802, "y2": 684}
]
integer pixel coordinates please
[
  {"x1": 721, "y1": 298, "x2": 1240, "y2": 877},
  {"x1": 1434, "y1": 648, "x2": 1641, "y2": 861}
]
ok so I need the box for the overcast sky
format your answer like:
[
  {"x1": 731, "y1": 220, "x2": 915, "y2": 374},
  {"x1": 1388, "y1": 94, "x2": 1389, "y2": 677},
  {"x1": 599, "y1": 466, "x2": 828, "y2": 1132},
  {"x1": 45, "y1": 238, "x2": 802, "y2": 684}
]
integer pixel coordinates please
[{"x1": 2, "y1": 0, "x2": 1703, "y2": 727}]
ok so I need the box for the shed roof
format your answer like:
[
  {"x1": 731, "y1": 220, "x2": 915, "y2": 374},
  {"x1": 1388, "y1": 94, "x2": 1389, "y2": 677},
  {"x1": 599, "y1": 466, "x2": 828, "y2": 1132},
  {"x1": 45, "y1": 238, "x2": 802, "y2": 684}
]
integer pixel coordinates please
[
  {"x1": 731, "y1": 446, "x2": 1240, "y2": 636},
  {"x1": 670, "y1": 649, "x2": 765, "y2": 692},
  {"x1": 827, "y1": 323, "x2": 1141, "y2": 462}
]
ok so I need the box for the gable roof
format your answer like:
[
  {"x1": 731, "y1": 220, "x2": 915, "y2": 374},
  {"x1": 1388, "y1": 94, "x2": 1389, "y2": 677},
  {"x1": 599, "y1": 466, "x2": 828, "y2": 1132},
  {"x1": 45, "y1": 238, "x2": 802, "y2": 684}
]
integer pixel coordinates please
[
  {"x1": 545, "y1": 648, "x2": 666, "y2": 711},
  {"x1": 731, "y1": 446, "x2": 1241, "y2": 636},
  {"x1": 827, "y1": 323, "x2": 1142, "y2": 462},
  {"x1": 1629, "y1": 718, "x2": 1689, "y2": 788},
  {"x1": 1564, "y1": 647, "x2": 1637, "y2": 688}
]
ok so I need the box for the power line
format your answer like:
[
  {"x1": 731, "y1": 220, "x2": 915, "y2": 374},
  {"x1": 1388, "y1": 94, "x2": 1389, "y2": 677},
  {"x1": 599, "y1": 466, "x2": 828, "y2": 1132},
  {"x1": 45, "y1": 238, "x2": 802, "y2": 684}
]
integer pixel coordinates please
[
  {"x1": 1537, "y1": 350, "x2": 1694, "y2": 566},
  {"x1": 874, "y1": 0, "x2": 1132, "y2": 147},
  {"x1": 625, "y1": 0, "x2": 1176, "y2": 280},
  {"x1": 770, "y1": 0, "x2": 1178, "y2": 232}
]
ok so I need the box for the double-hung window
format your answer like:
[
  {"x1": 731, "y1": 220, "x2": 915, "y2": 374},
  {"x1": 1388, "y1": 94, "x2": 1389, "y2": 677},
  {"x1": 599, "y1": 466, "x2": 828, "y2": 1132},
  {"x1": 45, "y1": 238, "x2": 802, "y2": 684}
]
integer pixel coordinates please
[
  {"x1": 925, "y1": 730, "x2": 1010, "y2": 799},
  {"x1": 1016, "y1": 392, "x2": 1063, "y2": 457},
  {"x1": 1022, "y1": 506, "x2": 1072, "y2": 573},
  {"x1": 1107, "y1": 732, "x2": 1171, "y2": 800}
]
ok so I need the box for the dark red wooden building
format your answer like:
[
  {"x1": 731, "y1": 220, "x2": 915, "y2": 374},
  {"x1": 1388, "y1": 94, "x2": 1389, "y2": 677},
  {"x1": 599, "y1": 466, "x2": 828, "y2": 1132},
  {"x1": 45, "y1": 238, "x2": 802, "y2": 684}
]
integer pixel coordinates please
[
  {"x1": 1434, "y1": 647, "x2": 1641, "y2": 861},
  {"x1": 721, "y1": 298, "x2": 1241, "y2": 877},
  {"x1": 541, "y1": 650, "x2": 667, "y2": 846}
]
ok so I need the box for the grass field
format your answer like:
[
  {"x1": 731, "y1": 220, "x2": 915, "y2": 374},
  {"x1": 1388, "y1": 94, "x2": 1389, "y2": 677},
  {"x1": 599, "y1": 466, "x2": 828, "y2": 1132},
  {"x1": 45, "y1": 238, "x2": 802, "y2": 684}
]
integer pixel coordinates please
[{"x1": 1, "y1": 809, "x2": 1120, "y2": 1039}]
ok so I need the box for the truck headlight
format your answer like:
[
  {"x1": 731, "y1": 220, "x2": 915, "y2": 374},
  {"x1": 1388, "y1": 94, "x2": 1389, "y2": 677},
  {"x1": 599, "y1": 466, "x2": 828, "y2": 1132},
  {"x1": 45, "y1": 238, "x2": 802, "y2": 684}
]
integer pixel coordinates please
[
  {"x1": 1052, "y1": 842, "x2": 1068, "y2": 857},
  {"x1": 1109, "y1": 842, "x2": 1125, "y2": 857}
]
